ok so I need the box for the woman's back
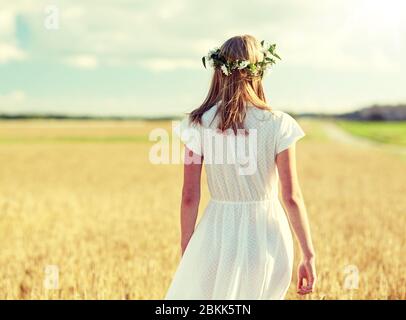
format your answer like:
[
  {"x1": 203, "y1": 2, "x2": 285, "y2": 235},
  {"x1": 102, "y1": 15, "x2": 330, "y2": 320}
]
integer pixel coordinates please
[{"x1": 178, "y1": 103, "x2": 305, "y2": 202}]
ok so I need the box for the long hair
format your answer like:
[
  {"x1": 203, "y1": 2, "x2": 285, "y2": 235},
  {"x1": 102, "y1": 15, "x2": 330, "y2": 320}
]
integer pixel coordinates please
[{"x1": 190, "y1": 35, "x2": 272, "y2": 134}]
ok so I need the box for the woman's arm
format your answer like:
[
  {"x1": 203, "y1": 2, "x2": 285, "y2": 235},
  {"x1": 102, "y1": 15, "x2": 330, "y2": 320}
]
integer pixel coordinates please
[
  {"x1": 276, "y1": 144, "x2": 317, "y2": 295},
  {"x1": 180, "y1": 147, "x2": 203, "y2": 256}
]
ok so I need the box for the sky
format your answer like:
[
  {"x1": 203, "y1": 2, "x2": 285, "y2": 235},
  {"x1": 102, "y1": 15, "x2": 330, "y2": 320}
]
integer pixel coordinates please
[{"x1": 0, "y1": 0, "x2": 405, "y2": 116}]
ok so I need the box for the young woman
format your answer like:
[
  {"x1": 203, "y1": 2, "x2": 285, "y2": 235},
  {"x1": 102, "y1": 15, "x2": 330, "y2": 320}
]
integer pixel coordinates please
[{"x1": 165, "y1": 35, "x2": 316, "y2": 300}]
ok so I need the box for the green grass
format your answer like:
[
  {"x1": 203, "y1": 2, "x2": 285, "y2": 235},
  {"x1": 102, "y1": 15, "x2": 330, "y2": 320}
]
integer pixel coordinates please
[{"x1": 337, "y1": 120, "x2": 406, "y2": 146}]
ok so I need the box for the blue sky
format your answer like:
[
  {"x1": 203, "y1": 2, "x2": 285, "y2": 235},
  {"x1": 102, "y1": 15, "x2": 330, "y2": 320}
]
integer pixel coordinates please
[{"x1": 0, "y1": 0, "x2": 405, "y2": 116}]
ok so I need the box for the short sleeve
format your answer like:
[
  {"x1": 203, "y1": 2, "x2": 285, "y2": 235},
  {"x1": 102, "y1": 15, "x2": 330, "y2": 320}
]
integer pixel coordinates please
[
  {"x1": 173, "y1": 116, "x2": 203, "y2": 156},
  {"x1": 276, "y1": 112, "x2": 306, "y2": 154}
]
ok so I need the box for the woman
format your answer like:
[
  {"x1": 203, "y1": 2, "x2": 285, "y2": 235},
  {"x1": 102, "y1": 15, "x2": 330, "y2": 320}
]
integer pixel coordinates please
[{"x1": 165, "y1": 35, "x2": 316, "y2": 299}]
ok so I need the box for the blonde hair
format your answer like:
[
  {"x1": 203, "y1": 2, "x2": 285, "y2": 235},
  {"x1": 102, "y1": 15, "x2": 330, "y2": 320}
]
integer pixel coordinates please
[{"x1": 190, "y1": 35, "x2": 272, "y2": 134}]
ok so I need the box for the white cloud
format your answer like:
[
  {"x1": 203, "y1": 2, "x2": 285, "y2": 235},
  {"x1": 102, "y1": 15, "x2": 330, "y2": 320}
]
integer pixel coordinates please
[
  {"x1": 0, "y1": 10, "x2": 16, "y2": 38},
  {"x1": 65, "y1": 54, "x2": 99, "y2": 69},
  {"x1": 0, "y1": 90, "x2": 26, "y2": 108},
  {"x1": 63, "y1": 6, "x2": 85, "y2": 20},
  {"x1": 0, "y1": 43, "x2": 27, "y2": 64},
  {"x1": 191, "y1": 38, "x2": 219, "y2": 54},
  {"x1": 157, "y1": 0, "x2": 185, "y2": 20},
  {"x1": 141, "y1": 58, "x2": 199, "y2": 71},
  {"x1": 0, "y1": 9, "x2": 27, "y2": 64}
]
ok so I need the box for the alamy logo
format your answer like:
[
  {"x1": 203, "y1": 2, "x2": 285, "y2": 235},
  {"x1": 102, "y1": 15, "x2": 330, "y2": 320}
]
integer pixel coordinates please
[
  {"x1": 149, "y1": 121, "x2": 258, "y2": 175},
  {"x1": 44, "y1": 5, "x2": 59, "y2": 30},
  {"x1": 343, "y1": 264, "x2": 359, "y2": 290},
  {"x1": 43, "y1": 265, "x2": 59, "y2": 290}
]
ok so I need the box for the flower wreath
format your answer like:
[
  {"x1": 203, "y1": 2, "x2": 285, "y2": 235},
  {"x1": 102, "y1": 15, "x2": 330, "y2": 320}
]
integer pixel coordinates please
[{"x1": 202, "y1": 40, "x2": 281, "y2": 77}]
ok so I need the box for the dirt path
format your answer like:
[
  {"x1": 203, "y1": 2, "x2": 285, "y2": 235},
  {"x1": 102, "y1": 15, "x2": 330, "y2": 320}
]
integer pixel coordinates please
[{"x1": 322, "y1": 121, "x2": 406, "y2": 156}]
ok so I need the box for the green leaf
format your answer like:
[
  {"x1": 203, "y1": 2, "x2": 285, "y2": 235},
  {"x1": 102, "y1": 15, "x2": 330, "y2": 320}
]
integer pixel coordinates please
[{"x1": 202, "y1": 56, "x2": 206, "y2": 69}]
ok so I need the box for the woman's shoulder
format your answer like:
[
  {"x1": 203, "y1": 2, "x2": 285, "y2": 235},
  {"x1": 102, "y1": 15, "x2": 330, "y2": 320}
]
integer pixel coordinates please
[
  {"x1": 269, "y1": 109, "x2": 294, "y2": 121},
  {"x1": 248, "y1": 107, "x2": 287, "y2": 122},
  {"x1": 247, "y1": 108, "x2": 304, "y2": 135}
]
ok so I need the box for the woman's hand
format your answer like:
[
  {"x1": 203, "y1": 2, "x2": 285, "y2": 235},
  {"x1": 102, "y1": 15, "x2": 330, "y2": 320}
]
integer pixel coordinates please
[{"x1": 297, "y1": 257, "x2": 317, "y2": 295}]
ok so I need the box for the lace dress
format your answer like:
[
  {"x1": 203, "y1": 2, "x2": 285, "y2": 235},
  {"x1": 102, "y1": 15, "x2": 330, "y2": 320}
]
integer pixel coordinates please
[{"x1": 165, "y1": 104, "x2": 306, "y2": 300}]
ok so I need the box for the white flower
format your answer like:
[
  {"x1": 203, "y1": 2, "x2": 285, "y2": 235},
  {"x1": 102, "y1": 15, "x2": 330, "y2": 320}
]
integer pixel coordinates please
[
  {"x1": 208, "y1": 47, "x2": 219, "y2": 56},
  {"x1": 205, "y1": 55, "x2": 214, "y2": 67},
  {"x1": 261, "y1": 43, "x2": 272, "y2": 58},
  {"x1": 220, "y1": 64, "x2": 230, "y2": 76},
  {"x1": 237, "y1": 60, "x2": 250, "y2": 69}
]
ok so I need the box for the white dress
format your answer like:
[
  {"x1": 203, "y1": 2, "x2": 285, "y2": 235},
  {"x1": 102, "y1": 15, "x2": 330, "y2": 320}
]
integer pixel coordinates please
[{"x1": 165, "y1": 104, "x2": 306, "y2": 300}]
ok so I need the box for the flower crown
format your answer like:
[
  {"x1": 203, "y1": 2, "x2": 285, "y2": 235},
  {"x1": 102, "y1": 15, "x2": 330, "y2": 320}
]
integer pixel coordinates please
[{"x1": 202, "y1": 40, "x2": 281, "y2": 77}]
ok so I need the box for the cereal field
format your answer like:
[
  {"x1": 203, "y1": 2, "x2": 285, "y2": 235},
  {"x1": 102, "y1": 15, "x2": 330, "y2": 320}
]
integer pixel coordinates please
[{"x1": 0, "y1": 119, "x2": 405, "y2": 299}]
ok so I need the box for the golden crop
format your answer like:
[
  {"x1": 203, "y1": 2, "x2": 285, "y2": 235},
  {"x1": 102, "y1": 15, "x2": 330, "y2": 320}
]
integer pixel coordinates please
[{"x1": 0, "y1": 120, "x2": 404, "y2": 299}]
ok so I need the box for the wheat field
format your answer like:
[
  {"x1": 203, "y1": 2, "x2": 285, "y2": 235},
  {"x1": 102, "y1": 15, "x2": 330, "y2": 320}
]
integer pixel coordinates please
[{"x1": 0, "y1": 119, "x2": 405, "y2": 299}]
